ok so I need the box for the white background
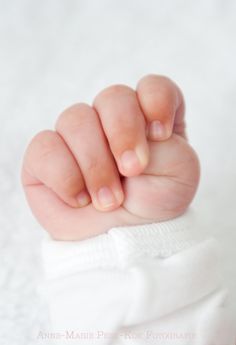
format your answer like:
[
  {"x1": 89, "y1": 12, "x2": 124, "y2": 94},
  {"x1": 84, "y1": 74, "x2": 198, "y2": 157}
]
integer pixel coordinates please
[{"x1": 0, "y1": 0, "x2": 235, "y2": 343}]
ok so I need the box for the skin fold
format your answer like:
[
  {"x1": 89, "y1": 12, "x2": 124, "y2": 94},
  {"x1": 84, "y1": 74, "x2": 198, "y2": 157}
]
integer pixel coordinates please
[{"x1": 21, "y1": 75, "x2": 200, "y2": 240}]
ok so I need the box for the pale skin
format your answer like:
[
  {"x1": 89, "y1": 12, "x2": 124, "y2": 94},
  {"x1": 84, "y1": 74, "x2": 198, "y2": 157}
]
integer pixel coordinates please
[{"x1": 21, "y1": 75, "x2": 200, "y2": 241}]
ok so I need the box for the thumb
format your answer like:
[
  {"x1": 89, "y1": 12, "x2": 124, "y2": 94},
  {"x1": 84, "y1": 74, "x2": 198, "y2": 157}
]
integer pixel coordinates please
[{"x1": 122, "y1": 134, "x2": 200, "y2": 221}]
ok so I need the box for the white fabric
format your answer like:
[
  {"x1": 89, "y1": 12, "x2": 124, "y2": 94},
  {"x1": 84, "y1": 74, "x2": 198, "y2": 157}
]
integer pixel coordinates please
[{"x1": 41, "y1": 212, "x2": 235, "y2": 344}]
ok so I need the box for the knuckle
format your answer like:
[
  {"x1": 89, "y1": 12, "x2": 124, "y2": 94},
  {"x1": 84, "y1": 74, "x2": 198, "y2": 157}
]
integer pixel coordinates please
[
  {"x1": 138, "y1": 75, "x2": 184, "y2": 109},
  {"x1": 139, "y1": 75, "x2": 175, "y2": 99},
  {"x1": 139, "y1": 74, "x2": 173, "y2": 88},
  {"x1": 30, "y1": 130, "x2": 61, "y2": 160},
  {"x1": 55, "y1": 103, "x2": 93, "y2": 133},
  {"x1": 94, "y1": 84, "x2": 133, "y2": 105},
  {"x1": 138, "y1": 79, "x2": 178, "y2": 120}
]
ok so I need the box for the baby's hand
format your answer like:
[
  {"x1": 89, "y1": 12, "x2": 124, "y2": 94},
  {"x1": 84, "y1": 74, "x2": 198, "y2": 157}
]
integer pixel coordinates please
[{"x1": 22, "y1": 75, "x2": 200, "y2": 240}]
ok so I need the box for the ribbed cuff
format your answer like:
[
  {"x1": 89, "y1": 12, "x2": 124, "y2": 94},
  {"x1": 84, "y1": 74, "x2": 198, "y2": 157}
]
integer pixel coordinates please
[{"x1": 42, "y1": 210, "x2": 205, "y2": 279}]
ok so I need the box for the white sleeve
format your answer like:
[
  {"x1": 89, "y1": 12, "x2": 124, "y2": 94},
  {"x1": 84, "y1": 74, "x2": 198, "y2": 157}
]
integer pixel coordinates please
[{"x1": 39, "y1": 211, "x2": 235, "y2": 345}]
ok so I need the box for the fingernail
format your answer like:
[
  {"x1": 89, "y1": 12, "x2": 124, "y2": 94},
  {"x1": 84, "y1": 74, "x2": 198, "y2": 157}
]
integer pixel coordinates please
[
  {"x1": 114, "y1": 188, "x2": 124, "y2": 205},
  {"x1": 120, "y1": 147, "x2": 148, "y2": 174},
  {"x1": 97, "y1": 186, "x2": 116, "y2": 209},
  {"x1": 148, "y1": 120, "x2": 165, "y2": 140},
  {"x1": 76, "y1": 190, "x2": 91, "y2": 207}
]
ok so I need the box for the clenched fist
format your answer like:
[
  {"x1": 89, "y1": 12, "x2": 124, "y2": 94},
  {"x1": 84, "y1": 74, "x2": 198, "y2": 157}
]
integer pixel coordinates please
[{"x1": 22, "y1": 75, "x2": 200, "y2": 240}]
